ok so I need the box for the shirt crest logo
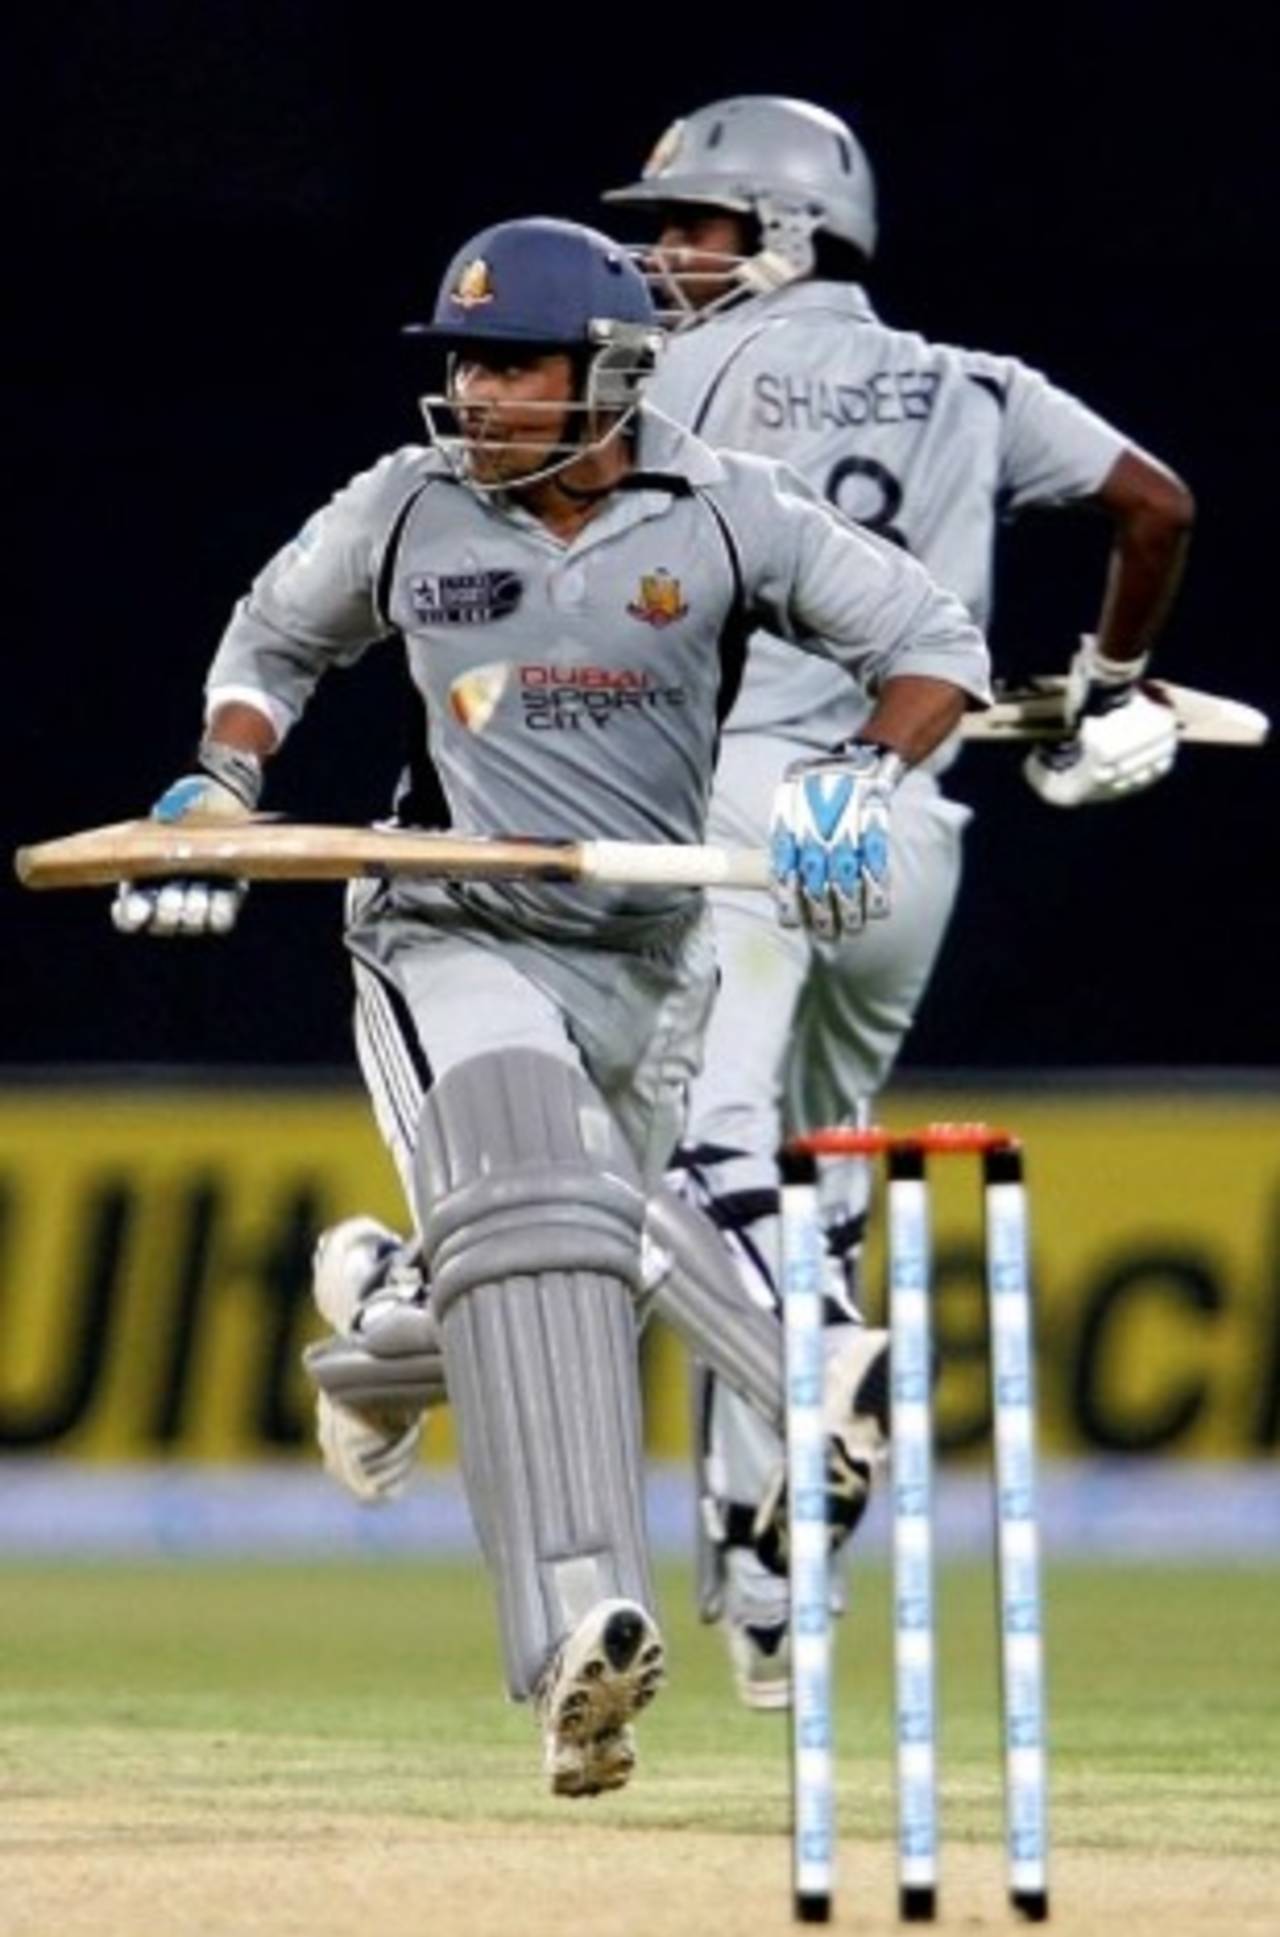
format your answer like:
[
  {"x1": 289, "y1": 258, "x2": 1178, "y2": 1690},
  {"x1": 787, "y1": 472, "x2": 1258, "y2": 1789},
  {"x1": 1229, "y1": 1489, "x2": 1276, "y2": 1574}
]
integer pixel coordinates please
[
  {"x1": 451, "y1": 258, "x2": 494, "y2": 309},
  {"x1": 627, "y1": 568, "x2": 689, "y2": 628},
  {"x1": 449, "y1": 661, "x2": 510, "y2": 734}
]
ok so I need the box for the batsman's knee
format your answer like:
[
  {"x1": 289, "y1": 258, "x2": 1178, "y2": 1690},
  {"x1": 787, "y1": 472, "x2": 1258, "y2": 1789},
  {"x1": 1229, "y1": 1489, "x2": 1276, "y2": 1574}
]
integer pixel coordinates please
[{"x1": 413, "y1": 1047, "x2": 648, "y2": 1313}]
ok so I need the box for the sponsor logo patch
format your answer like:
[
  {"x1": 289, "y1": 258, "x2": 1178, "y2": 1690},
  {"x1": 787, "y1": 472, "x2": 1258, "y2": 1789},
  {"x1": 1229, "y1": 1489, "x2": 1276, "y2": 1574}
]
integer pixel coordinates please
[
  {"x1": 448, "y1": 661, "x2": 511, "y2": 734},
  {"x1": 409, "y1": 570, "x2": 523, "y2": 626},
  {"x1": 626, "y1": 568, "x2": 689, "y2": 627}
]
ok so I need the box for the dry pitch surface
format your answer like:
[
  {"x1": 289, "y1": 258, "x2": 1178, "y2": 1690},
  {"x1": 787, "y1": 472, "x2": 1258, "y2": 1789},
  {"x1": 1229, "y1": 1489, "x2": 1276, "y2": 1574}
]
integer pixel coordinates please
[{"x1": 3, "y1": 1560, "x2": 1277, "y2": 1936}]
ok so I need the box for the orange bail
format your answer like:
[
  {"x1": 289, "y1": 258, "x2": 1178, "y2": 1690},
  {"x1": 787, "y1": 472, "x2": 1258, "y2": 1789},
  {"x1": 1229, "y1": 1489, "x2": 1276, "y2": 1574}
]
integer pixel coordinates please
[{"x1": 788, "y1": 1121, "x2": 1019, "y2": 1159}]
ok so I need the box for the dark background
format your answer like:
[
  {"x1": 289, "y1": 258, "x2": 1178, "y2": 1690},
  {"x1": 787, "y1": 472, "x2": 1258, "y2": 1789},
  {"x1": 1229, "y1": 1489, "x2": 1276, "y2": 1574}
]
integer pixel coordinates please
[{"x1": 6, "y1": 5, "x2": 1276, "y2": 1071}]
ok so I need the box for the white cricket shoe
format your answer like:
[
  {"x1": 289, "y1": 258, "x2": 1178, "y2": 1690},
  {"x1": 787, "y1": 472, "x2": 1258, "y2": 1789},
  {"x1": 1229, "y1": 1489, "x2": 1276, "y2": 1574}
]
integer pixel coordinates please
[
  {"x1": 753, "y1": 1324, "x2": 890, "y2": 1576},
  {"x1": 535, "y1": 1599, "x2": 665, "y2": 1799},
  {"x1": 311, "y1": 1217, "x2": 427, "y2": 1505},
  {"x1": 725, "y1": 1617, "x2": 792, "y2": 1711}
]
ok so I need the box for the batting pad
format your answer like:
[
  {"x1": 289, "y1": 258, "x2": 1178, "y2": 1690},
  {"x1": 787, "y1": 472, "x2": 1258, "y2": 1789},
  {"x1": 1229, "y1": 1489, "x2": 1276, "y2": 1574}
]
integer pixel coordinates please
[
  {"x1": 643, "y1": 1186, "x2": 785, "y2": 1431},
  {"x1": 415, "y1": 1049, "x2": 654, "y2": 1699}
]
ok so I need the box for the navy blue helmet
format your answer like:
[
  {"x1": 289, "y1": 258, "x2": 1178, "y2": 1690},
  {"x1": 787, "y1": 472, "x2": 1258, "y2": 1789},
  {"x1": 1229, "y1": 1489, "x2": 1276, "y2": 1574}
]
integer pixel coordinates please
[
  {"x1": 409, "y1": 216, "x2": 656, "y2": 349},
  {"x1": 408, "y1": 218, "x2": 663, "y2": 491}
]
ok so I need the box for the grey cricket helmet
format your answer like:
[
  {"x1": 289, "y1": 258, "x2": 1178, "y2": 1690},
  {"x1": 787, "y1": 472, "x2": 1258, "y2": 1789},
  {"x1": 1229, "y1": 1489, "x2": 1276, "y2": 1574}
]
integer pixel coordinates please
[{"x1": 603, "y1": 95, "x2": 877, "y2": 262}]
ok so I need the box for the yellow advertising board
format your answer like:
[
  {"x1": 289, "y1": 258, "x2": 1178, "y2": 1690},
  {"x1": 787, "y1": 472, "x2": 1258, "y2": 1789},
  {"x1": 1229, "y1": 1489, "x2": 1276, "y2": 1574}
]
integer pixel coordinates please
[{"x1": 0, "y1": 1084, "x2": 1275, "y2": 1462}]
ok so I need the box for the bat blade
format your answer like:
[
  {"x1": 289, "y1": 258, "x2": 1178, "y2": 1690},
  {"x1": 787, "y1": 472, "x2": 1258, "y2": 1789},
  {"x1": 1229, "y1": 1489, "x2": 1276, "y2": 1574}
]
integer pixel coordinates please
[
  {"x1": 13, "y1": 819, "x2": 770, "y2": 893},
  {"x1": 963, "y1": 677, "x2": 1269, "y2": 746},
  {"x1": 13, "y1": 820, "x2": 585, "y2": 890}
]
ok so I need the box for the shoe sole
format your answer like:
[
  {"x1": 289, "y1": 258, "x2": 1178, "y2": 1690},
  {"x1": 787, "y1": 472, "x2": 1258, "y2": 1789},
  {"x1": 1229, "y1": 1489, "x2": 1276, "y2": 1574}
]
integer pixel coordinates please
[{"x1": 543, "y1": 1601, "x2": 665, "y2": 1799}]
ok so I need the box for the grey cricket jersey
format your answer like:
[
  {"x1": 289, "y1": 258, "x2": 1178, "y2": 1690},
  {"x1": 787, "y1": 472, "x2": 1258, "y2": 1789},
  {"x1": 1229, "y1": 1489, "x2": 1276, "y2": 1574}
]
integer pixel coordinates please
[
  {"x1": 647, "y1": 282, "x2": 1128, "y2": 747},
  {"x1": 205, "y1": 407, "x2": 989, "y2": 939}
]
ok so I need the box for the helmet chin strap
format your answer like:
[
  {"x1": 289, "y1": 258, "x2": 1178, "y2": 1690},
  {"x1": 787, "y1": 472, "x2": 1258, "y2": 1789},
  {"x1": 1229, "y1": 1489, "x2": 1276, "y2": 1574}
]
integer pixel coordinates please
[
  {"x1": 549, "y1": 424, "x2": 637, "y2": 503},
  {"x1": 549, "y1": 345, "x2": 639, "y2": 498},
  {"x1": 640, "y1": 198, "x2": 820, "y2": 332},
  {"x1": 751, "y1": 194, "x2": 820, "y2": 284}
]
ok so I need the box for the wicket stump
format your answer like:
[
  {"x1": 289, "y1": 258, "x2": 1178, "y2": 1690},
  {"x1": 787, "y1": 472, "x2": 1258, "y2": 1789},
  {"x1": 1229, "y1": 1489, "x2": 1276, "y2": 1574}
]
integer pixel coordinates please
[{"x1": 781, "y1": 1123, "x2": 1050, "y2": 1925}]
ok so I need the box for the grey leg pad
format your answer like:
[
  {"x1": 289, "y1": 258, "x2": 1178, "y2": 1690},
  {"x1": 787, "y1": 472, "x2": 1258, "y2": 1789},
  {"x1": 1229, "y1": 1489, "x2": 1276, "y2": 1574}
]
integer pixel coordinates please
[
  {"x1": 415, "y1": 1049, "x2": 654, "y2": 1700},
  {"x1": 643, "y1": 1187, "x2": 784, "y2": 1433}
]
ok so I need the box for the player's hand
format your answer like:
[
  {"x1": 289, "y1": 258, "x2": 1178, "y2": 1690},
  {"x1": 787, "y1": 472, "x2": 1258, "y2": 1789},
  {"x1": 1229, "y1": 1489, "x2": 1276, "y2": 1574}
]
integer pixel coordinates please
[
  {"x1": 1023, "y1": 636, "x2": 1178, "y2": 807},
  {"x1": 110, "y1": 743, "x2": 261, "y2": 938},
  {"x1": 769, "y1": 743, "x2": 905, "y2": 939}
]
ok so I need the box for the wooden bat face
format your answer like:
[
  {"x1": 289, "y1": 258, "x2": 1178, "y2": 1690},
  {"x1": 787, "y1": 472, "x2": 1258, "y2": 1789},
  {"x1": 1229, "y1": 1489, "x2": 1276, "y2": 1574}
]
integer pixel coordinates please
[{"x1": 962, "y1": 678, "x2": 1268, "y2": 746}]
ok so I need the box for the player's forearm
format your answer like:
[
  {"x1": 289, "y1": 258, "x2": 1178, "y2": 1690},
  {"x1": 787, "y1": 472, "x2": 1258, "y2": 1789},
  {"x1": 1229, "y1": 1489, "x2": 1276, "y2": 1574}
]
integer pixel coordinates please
[
  {"x1": 1093, "y1": 452, "x2": 1195, "y2": 661},
  {"x1": 1095, "y1": 515, "x2": 1193, "y2": 661},
  {"x1": 854, "y1": 675, "x2": 970, "y2": 766}
]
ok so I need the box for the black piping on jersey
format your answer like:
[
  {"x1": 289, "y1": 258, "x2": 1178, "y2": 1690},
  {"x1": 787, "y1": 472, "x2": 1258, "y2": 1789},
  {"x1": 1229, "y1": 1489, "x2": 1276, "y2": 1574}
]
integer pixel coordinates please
[
  {"x1": 687, "y1": 315, "x2": 789, "y2": 435},
  {"x1": 967, "y1": 372, "x2": 1008, "y2": 410},
  {"x1": 690, "y1": 488, "x2": 751, "y2": 728},
  {"x1": 374, "y1": 474, "x2": 454, "y2": 831},
  {"x1": 375, "y1": 477, "x2": 436, "y2": 628}
]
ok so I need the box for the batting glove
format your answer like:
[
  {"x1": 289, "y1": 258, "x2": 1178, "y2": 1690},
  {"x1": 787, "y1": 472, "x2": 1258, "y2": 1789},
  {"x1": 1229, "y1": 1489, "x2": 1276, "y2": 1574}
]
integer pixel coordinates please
[
  {"x1": 769, "y1": 742, "x2": 905, "y2": 939},
  {"x1": 111, "y1": 740, "x2": 261, "y2": 938},
  {"x1": 1023, "y1": 636, "x2": 1178, "y2": 808}
]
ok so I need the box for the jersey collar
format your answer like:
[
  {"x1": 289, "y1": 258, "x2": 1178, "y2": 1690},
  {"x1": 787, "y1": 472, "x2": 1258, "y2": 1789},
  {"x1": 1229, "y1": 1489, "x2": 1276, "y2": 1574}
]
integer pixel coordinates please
[{"x1": 739, "y1": 279, "x2": 880, "y2": 326}]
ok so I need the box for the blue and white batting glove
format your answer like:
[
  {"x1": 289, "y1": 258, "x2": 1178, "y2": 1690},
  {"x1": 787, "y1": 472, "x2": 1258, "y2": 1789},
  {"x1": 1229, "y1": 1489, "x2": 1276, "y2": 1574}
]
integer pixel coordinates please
[
  {"x1": 1023, "y1": 636, "x2": 1178, "y2": 808},
  {"x1": 769, "y1": 742, "x2": 905, "y2": 939},
  {"x1": 111, "y1": 740, "x2": 262, "y2": 938}
]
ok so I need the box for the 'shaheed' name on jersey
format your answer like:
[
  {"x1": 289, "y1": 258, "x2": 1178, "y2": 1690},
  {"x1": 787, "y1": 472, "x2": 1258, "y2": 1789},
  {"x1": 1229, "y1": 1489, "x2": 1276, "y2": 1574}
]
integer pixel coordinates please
[{"x1": 754, "y1": 368, "x2": 942, "y2": 432}]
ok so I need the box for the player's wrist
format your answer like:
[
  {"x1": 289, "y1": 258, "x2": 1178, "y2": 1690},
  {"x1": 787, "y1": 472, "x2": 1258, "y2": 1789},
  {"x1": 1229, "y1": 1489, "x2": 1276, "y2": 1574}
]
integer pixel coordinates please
[
  {"x1": 196, "y1": 736, "x2": 264, "y2": 811},
  {"x1": 831, "y1": 739, "x2": 907, "y2": 788},
  {"x1": 1078, "y1": 635, "x2": 1149, "y2": 689}
]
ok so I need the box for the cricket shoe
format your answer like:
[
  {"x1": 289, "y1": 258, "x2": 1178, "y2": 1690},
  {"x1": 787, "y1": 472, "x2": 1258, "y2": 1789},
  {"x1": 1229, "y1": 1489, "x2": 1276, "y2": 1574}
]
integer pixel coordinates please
[
  {"x1": 310, "y1": 1216, "x2": 429, "y2": 1506},
  {"x1": 752, "y1": 1323, "x2": 890, "y2": 1578},
  {"x1": 536, "y1": 1599, "x2": 666, "y2": 1799}
]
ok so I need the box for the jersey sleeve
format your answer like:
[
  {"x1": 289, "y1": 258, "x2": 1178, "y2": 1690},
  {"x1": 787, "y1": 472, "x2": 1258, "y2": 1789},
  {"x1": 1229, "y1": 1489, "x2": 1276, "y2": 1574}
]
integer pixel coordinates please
[
  {"x1": 203, "y1": 448, "x2": 429, "y2": 738},
  {"x1": 975, "y1": 351, "x2": 1128, "y2": 513},
  {"x1": 726, "y1": 458, "x2": 992, "y2": 708}
]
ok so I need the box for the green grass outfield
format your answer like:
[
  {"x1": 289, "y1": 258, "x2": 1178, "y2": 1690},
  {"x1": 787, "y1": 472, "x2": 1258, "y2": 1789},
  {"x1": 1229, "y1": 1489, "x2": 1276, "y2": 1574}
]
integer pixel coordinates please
[{"x1": 2, "y1": 1559, "x2": 1278, "y2": 1933}]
